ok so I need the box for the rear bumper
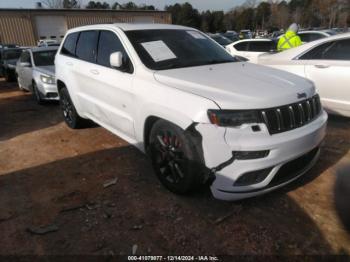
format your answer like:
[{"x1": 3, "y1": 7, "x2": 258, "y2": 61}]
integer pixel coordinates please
[{"x1": 196, "y1": 110, "x2": 328, "y2": 201}]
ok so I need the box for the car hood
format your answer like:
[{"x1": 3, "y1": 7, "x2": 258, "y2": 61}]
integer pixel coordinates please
[
  {"x1": 35, "y1": 65, "x2": 55, "y2": 76},
  {"x1": 154, "y1": 62, "x2": 315, "y2": 109}
]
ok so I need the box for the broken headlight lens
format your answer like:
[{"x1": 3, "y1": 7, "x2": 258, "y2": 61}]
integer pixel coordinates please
[{"x1": 207, "y1": 110, "x2": 261, "y2": 127}]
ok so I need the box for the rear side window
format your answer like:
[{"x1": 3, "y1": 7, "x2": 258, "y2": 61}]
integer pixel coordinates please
[
  {"x1": 234, "y1": 42, "x2": 248, "y2": 51},
  {"x1": 97, "y1": 30, "x2": 132, "y2": 72},
  {"x1": 248, "y1": 41, "x2": 273, "y2": 52},
  {"x1": 76, "y1": 31, "x2": 99, "y2": 63},
  {"x1": 61, "y1": 32, "x2": 79, "y2": 57},
  {"x1": 322, "y1": 39, "x2": 350, "y2": 60},
  {"x1": 300, "y1": 39, "x2": 350, "y2": 60}
]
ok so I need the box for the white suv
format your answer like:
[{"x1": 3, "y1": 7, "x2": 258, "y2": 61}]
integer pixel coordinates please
[{"x1": 55, "y1": 24, "x2": 328, "y2": 201}]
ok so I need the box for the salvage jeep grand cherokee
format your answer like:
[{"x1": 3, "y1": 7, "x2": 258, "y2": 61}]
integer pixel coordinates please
[{"x1": 55, "y1": 24, "x2": 328, "y2": 201}]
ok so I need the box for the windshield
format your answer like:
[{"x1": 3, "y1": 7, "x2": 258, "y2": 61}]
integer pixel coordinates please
[
  {"x1": 125, "y1": 29, "x2": 237, "y2": 71},
  {"x1": 3, "y1": 49, "x2": 22, "y2": 60},
  {"x1": 33, "y1": 50, "x2": 57, "y2": 66}
]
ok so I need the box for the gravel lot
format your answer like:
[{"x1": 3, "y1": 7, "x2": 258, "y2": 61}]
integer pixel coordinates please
[{"x1": 0, "y1": 78, "x2": 350, "y2": 256}]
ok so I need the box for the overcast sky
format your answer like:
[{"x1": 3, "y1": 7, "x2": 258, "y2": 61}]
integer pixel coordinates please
[{"x1": 0, "y1": 0, "x2": 250, "y2": 11}]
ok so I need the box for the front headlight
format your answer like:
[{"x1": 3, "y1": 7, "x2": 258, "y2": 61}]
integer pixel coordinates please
[
  {"x1": 40, "y1": 74, "x2": 55, "y2": 84},
  {"x1": 207, "y1": 110, "x2": 261, "y2": 127}
]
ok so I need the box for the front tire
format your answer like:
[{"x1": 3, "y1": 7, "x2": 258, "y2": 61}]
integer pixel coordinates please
[
  {"x1": 149, "y1": 120, "x2": 203, "y2": 194},
  {"x1": 59, "y1": 87, "x2": 86, "y2": 129},
  {"x1": 32, "y1": 82, "x2": 44, "y2": 105}
]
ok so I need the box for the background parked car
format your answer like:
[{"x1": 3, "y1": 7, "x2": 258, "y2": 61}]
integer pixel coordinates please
[
  {"x1": 226, "y1": 39, "x2": 277, "y2": 63},
  {"x1": 207, "y1": 33, "x2": 233, "y2": 47},
  {"x1": 16, "y1": 46, "x2": 59, "y2": 104},
  {"x1": 38, "y1": 39, "x2": 61, "y2": 47},
  {"x1": 239, "y1": 30, "x2": 253, "y2": 39},
  {"x1": 258, "y1": 33, "x2": 350, "y2": 117},
  {"x1": 0, "y1": 47, "x2": 23, "y2": 81},
  {"x1": 298, "y1": 30, "x2": 336, "y2": 43},
  {"x1": 220, "y1": 31, "x2": 240, "y2": 42}
]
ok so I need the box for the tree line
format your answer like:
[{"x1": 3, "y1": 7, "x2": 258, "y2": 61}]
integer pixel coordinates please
[{"x1": 41, "y1": 0, "x2": 349, "y2": 32}]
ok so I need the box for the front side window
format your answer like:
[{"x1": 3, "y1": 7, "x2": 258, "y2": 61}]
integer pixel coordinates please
[
  {"x1": 125, "y1": 29, "x2": 237, "y2": 70},
  {"x1": 97, "y1": 30, "x2": 133, "y2": 72},
  {"x1": 33, "y1": 50, "x2": 57, "y2": 66},
  {"x1": 61, "y1": 32, "x2": 79, "y2": 57},
  {"x1": 19, "y1": 51, "x2": 31, "y2": 63},
  {"x1": 76, "y1": 31, "x2": 99, "y2": 63}
]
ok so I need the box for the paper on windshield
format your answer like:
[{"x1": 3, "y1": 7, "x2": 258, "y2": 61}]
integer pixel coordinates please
[
  {"x1": 141, "y1": 40, "x2": 177, "y2": 62},
  {"x1": 187, "y1": 31, "x2": 206, "y2": 39}
]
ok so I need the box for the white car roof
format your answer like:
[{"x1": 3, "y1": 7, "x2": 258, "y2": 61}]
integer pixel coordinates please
[
  {"x1": 67, "y1": 23, "x2": 195, "y2": 33},
  {"x1": 261, "y1": 32, "x2": 350, "y2": 60},
  {"x1": 31, "y1": 46, "x2": 59, "y2": 53},
  {"x1": 234, "y1": 38, "x2": 272, "y2": 44},
  {"x1": 298, "y1": 30, "x2": 330, "y2": 35}
]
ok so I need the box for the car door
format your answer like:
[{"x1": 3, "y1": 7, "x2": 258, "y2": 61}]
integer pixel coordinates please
[
  {"x1": 19, "y1": 51, "x2": 33, "y2": 90},
  {"x1": 75, "y1": 29, "x2": 135, "y2": 139},
  {"x1": 303, "y1": 39, "x2": 350, "y2": 115},
  {"x1": 71, "y1": 30, "x2": 101, "y2": 116},
  {"x1": 92, "y1": 30, "x2": 135, "y2": 139}
]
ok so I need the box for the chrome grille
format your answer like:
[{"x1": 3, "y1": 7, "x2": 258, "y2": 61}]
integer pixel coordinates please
[{"x1": 260, "y1": 95, "x2": 322, "y2": 135}]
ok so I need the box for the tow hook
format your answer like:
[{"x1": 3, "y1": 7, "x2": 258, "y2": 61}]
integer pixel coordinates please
[{"x1": 206, "y1": 152, "x2": 237, "y2": 185}]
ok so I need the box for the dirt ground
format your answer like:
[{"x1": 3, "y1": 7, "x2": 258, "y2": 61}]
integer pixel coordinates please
[{"x1": 0, "y1": 78, "x2": 350, "y2": 256}]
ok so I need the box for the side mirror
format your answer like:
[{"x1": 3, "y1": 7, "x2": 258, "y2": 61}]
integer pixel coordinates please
[
  {"x1": 110, "y1": 51, "x2": 123, "y2": 68},
  {"x1": 20, "y1": 62, "x2": 31, "y2": 67}
]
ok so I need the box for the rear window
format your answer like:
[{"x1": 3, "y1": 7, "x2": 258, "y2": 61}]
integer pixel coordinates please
[
  {"x1": 61, "y1": 32, "x2": 79, "y2": 57},
  {"x1": 76, "y1": 31, "x2": 99, "y2": 63},
  {"x1": 234, "y1": 42, "x2": 248, "y2": 51}
]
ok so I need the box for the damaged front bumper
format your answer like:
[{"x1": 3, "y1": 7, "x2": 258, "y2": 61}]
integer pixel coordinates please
[{"x1": 195, "y1": 110, "x2": 328, "y2": 201}]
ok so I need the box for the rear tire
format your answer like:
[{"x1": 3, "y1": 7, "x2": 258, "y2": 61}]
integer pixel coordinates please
[
  {"x1": 59, "y1": 87, "x2": 86, "y2": 129},
  {"x1": 149, "y1": 120, "x2": 203, "y2": 194}
]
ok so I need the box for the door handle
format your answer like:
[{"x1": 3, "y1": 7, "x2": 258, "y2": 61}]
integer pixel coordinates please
[
  {"x1": 66, "y1": 62, "x2": 73, "y2": 66},
  {"x1": 90, "y1": 69, "x2": 99, "y2": 75},
  {"x1": 314, "y1": 64, "x2": 330, "y2": 69}
]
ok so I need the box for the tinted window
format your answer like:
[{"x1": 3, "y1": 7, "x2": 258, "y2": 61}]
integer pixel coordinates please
[
  {"x1": 309, "y1": 33, "x2": 325, "y2": 42},
  {"x1": 33, "y1": 50, "x2": 57, "y2": 66},
  {"x1": 4, "y1": 49, "x2": 22, "y2": 60},
  {"x1": 300, "y1": 39, "x2": 350, "y2": 60},
  {"x1": 97, "y1": 30, "x2": 133, "y2": 72},
  {"x1": 19, "y1": 51, "x2": 31, "y2": 63},
  {"x1": 299, "y1": 33, "x2": 310, "y2": 43},
  {"x1": 125, "y1": 30, "x2": 237, "y2": 71},
  {"x1": 61, "y1": 32, "x2": 79, "y2": 57},
  {"x1": 248, "y1": 41, "x2": 274, "y2": 52},
  {"x1": 234, "y1": 42, "x2": 248, "y2": 51},
  {"x1": 76, "y1": 31, "x2": 99, "y2": 63},
  {"x1": 323, "y1": 39, "x2": 350, "y2": 60}
]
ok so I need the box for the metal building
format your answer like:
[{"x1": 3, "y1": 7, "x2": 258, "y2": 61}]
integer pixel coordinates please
[{"x1": 0, "y1": 8, "x2": 172, "y2": 46}]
